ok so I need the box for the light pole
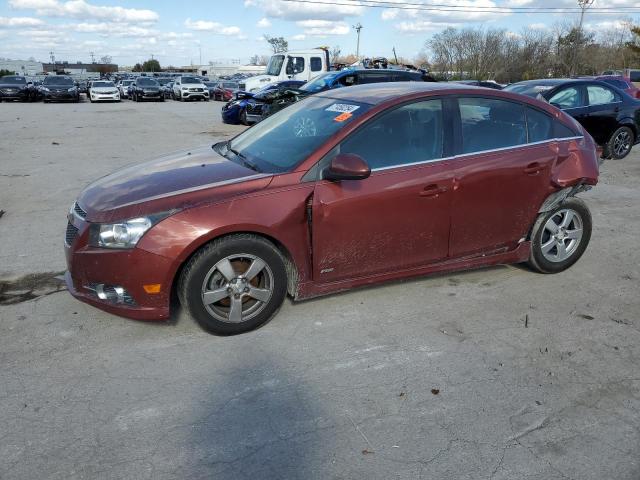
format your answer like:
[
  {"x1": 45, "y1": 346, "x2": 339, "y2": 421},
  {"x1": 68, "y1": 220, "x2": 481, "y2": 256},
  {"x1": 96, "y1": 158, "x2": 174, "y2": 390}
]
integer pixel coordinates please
[
  {"x1": 353, "y1": 23, "x2": 362, "y2": 60},
  {"x1": 571, "y1": 0, "x2": 595, "y2": 76}
]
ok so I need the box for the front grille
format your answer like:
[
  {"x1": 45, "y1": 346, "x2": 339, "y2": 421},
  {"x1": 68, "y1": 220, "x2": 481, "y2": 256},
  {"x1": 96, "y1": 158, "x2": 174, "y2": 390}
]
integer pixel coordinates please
[
  {"x1": 73, "y1": 202, "x2": 87, "y2": 219},
  {"x1": 246, "y1": 103, "x2": 263, "y2": 115},
  {"x1": 239, "y1": 83, "x2": 246, "y2": 90},
  {"x1": 189, "y1": 88, "x2": 204, "y2": 92},
  {"x1": 65, "y1": 222, "x2": 79, "y2": 246}
]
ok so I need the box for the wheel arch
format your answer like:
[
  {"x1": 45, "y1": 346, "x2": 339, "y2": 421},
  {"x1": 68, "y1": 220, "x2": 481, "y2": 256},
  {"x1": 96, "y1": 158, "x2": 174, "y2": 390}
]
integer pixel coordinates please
[{"x1": 169, "y1": 229, "x2": 300, "y2": 309}]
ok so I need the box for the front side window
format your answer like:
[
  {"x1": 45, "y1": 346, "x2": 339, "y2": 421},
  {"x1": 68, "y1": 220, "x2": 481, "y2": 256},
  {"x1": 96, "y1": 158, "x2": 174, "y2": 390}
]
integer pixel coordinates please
[
  {"x1": 286, "y1": 57, "x2": 305, "y2": 75},
  {"x1": 358, "y1": 72, "x2": 392, "y2": 84},
  {"x1": 459, "y1": 97, "x2": 526, "y2": 154},
  {"x1": 310, "y1": 57, "x2": 322, "y2": 72},
  {"x1": 587, "y1": 85, "x2": 618, "y2": 105},
  {"x1": 338, "y1": 99, "x2": 443, "y2": 170},
  {"x1": 337, "y1": 74, "x2": 357, "y2": 87},
  {"x1": 548, "y1": 87, "x2": 582, "y2": 109}
]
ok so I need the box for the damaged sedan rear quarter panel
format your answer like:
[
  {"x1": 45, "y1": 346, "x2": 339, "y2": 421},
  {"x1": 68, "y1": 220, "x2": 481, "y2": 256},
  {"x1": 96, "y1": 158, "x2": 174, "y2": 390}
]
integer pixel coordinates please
[{"x1": 65, "y1": 82, "x2": 599, "y2": 332}]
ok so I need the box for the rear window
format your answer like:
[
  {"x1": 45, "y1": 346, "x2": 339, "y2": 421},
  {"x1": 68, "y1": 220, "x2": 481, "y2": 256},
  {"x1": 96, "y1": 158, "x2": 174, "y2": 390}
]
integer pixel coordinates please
[
  {"x1": 310, "y1": 57, "x2": 322, "y2": 72},
  {"x1": 358, "y1": 72, "x2": 393, "y2": 84}
]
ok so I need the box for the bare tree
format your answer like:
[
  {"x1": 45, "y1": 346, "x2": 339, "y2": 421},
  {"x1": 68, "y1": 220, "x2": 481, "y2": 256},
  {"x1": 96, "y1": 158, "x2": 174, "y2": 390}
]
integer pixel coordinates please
[
  {"x1": 264, "y1": 35, "x2": 288, "y2": 54},
  {"x1": 330, "y1": 46, "x2": 342, "y2": 64}
]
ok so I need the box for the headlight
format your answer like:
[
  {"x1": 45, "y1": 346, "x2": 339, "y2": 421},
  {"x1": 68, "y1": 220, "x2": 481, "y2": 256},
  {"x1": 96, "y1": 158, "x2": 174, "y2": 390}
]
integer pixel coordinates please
[
  {"x1": 41, "y1": 87, "x2": 50, "y2": 92},
  {"x1": 68, "y1": 87, "x2": 77, "y2": 92},
  {"x1": 181, "y1": 86, "x2": 189, "y2": 90}
]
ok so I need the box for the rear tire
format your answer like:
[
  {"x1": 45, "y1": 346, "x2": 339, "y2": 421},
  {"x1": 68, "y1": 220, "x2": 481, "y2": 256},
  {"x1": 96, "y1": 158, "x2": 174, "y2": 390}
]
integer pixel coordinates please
[
  {"x1": 240, "y1": 108, "x2": 249, "y2": 126},
  {"x1": 527, "y1": 197, "x2": 592, "y2": 274},
  {"x1": 604, "y1": 126, "x2": 634, "y2": 159},
  {"x1": 178, "y1": 234, "x2": 288, "y2": 335}
]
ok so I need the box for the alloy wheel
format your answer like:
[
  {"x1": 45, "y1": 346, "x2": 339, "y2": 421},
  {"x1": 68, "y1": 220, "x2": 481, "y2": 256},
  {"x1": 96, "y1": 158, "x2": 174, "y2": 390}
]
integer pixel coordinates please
[
  {"x1": 200, "y1": 254, "x2": 273, "y2": 323},
  {"x1": 540, "y1": 208, "x2": 583, "y2": 262},
  {"x1": 613, "y1": 130, "x2": 632, "y2": 157}
]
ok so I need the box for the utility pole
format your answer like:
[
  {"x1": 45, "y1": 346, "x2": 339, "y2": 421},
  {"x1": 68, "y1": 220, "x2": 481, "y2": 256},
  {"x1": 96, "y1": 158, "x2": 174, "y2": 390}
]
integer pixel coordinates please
[
  {"x1": 90, "y1": 51, "x2": 95, "y2": 63},
  {"x1": 150, "y1": 54, "x2": 155, "y2": 72},
  {"x1": 199, "y1": 44, "x2": 202, "y2": 65},
  {"x1": 571, "y1": 0, "x2": 595, "y2": 76},
  {"x1": 49, "y1": 51, "x2": 55, "y2": 64},
  {"x1": 353, "y1": 23, "x2": 362, "y2": 60}
]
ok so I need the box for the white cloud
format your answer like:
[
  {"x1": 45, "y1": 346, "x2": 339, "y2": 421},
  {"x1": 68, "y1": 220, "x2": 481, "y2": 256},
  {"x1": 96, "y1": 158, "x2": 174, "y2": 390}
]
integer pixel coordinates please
[
  {"x1": 0, "y1": 15, "x2": 45, "y2": 27},
  {"x1": 291, "y1": 34, "x2": 306, "y2": 40},
  {"x1": 528, "y1": 23, "x2": 548, "y2": 30},
  {"x1": 74, "y1": 22, "x2": 154, "y2": 37},
  {"x1": 257, "y1": 17, "x2": 271, "y2": 28},
  {"x1": 245, "y1": 0, "x2": 363, "y2": 21},
  {"x1": 295, "y1": 19, "x2": 350, "y2": 36},
  {"x1": 9, "y1": 0, "x2": 159, "y2": 23},
  {"x1": 184, "y1": 18, "x2": 242, "y2": 36}
]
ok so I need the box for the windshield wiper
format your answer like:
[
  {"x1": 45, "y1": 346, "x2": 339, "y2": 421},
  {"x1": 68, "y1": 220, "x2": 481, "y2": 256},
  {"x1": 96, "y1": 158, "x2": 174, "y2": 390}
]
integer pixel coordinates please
[{"x1": 226, "y1": 143, "x2": 262, "y2": 173}]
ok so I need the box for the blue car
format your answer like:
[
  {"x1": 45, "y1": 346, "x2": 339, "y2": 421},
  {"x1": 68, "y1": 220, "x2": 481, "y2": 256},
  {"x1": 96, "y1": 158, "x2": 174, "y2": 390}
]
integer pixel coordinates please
[{"x1": 222, "y1": 80, "x2": 305, "y2": 125}]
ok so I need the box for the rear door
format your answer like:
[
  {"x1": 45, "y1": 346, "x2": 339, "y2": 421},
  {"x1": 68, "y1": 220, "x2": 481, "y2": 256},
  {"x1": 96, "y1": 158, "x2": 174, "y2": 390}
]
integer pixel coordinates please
[
  {"x1": 311, "y1": 98, "x2": 454, "y2": 282},
  {"x1": 448, "y1": 97, "x2": 559, "y2": 258},
  {"x1": 582, "y1": 83, "x2": 622, "y2": 144}
]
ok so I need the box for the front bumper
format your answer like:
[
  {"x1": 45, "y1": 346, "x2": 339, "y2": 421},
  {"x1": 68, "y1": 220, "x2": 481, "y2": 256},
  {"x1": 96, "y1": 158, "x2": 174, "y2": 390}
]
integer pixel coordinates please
[
  {"x1": 44, "y1": 91, "x2": 78, "y2": 101},
  {"x1": 0, "y1": 89, "x2": 29, "y2": 100},
  {"x1": 221, "y1": 105, "x2": 241, "y2": 124},
  {"x1": 181, "y1": 89, "x2": 209, "y2": 99},
  {"x1": 91, "y1": 92, "x2": 120, "y2": 101},
  {"x1": 64, "y1": 216, "x2": 172, "y2": 320}
]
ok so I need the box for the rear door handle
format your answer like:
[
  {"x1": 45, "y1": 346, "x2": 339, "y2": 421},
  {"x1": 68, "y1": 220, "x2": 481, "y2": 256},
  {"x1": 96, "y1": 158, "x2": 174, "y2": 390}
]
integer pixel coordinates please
[
  {"x1": 524, "y1": 162, "x2": 543, "y2": 175},
  {"x1": 419, "y1": 184, "x2": 448, "y2": 197}
]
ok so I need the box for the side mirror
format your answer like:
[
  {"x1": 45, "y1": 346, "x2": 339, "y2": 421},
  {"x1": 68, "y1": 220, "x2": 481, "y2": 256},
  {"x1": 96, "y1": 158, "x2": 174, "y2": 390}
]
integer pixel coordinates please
[{"x1": 324, "y1": 153, "x2": 371, "y2": 181}]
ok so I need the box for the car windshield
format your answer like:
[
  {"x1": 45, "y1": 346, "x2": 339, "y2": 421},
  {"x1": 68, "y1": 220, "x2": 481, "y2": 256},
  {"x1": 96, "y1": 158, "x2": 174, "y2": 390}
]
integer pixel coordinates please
[
  {"x1": 300, "y1": 72, "x2": 338, "y2": 93},
  {"x1": 266, "y1": 55, "x2": 285, "y2": 76},
  {"x1": 182, "y1": 77, "x2": 200, "y2": 84},
  {"x1": 225, "y1": 96, "x2": 371, "y2": 173},
  {"x1": 93, "y1": 81, "x2": 114, "y2": 88},
  {"x1": 222, "y1": 82, "x2": 238, "y2": 89},
  {"x1": 138, "y1": 78, "x2": 158, "y2": 86},
  {"x1": 157, "y1": 78, "x2": 171, "y2": 85},
  {"x1": 503, "y1": 83, "x2": 555, "y2": 97},
  {"x1": 43, "y1": 76, "x2": 74, "y2": 86},
  {"x1": 1, "y1": 76, "x2": 27, "y2": 85},
  {"x1": 204, "y1": 82, "x2": 215, "y2": 87}
]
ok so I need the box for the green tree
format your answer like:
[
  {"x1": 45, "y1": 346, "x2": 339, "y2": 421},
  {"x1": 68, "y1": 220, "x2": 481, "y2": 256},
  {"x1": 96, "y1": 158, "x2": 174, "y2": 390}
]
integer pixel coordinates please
[
  {"x1": 142, "y1": 59, "x2": 161, "y2": 72},
  {"x1": 132, "y1": 63, "x2": 143, "y2": 72},
  {"x1": 626, "y1": 24, "x2": 640, "y2": 60},
  {"x1": 0, "y1": 69, "x2": 16, "y2": 76},
  {"x1": 264, "y1": 35, "x2": 288, "y2": 53}
]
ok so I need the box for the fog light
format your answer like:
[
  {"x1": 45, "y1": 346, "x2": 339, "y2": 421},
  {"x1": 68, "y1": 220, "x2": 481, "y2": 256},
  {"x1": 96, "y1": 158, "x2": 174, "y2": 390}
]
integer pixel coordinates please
[{"x1": 85, "y1": 283, "x2": 135, "y2": 305}]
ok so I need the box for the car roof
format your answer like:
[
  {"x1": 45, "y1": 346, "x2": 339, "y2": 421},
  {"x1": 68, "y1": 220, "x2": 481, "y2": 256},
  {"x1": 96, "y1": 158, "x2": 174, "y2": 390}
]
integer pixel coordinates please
[{"x1": 314, "y1": 81, "x2": 482, "y2": 105}]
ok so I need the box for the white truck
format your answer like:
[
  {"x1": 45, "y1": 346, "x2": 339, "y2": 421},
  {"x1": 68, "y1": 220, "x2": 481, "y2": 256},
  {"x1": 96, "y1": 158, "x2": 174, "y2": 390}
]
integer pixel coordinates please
[{"x1": 239, "y1": 48, "x2": 330, "y2": 92}]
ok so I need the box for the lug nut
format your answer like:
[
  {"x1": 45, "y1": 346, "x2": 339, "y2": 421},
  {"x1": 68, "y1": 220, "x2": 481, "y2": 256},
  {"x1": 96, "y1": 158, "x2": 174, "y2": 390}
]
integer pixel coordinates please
[{"x1": 244, "y1": 287, "x2": 249, "y2": 293}]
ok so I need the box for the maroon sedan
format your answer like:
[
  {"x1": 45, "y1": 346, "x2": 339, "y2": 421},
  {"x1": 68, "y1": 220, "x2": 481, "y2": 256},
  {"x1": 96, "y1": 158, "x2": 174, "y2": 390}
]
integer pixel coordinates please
[{"x1": 65, "y1": 83, "x2": 599, "y2": 335}]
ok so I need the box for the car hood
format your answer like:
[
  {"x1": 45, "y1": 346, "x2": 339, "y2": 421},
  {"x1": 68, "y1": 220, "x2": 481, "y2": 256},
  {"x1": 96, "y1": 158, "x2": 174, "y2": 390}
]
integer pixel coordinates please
[
  {"x1": 92, "y1": 87, "x2": 117, "y2": 92},
  {"x1": 44, "y1": 84, "x2": 74, "y2": 90},
  {"x1": 0, "y1": 83, "x2": 27, "y2": 89},
  {"x1": 77, "y1": 145, "x2": 273, "y2": 223}
]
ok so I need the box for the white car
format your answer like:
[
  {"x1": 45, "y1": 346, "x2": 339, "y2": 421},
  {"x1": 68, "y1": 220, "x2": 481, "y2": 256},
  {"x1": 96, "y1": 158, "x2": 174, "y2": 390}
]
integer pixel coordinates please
[
  {"x1": 117, "y1": 80, "x2": 135, "y2": 99},
  {"x1": 172, "y1": 76, "x2": 210, "y2": 102},
  {"x1": 89, "y1": 80, "x2": 120, "y2": 103}
]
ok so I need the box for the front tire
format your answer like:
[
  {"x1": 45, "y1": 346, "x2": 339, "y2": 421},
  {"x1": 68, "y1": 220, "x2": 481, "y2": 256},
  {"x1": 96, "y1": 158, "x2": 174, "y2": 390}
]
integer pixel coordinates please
[
  {"x1": 527, "y1": 197, "x2": 592, "y2": 274},
  {"x1": 605, "y1": 126, "x2": 634, "y2": 159},
  {"x1": 178, "y1": 234, "x2": 288, "y2": 335}
]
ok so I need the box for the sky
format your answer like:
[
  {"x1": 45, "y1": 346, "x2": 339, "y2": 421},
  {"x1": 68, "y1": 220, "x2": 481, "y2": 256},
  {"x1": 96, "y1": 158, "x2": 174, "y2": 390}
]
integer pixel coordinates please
[{"x1": 0, "y1": 0, "x2": 638, "y2": 67}]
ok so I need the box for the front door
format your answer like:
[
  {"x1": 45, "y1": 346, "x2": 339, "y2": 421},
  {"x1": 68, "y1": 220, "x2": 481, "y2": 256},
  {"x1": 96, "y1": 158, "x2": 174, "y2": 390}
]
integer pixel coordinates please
[
  {"x1": 582, "y1": 83, "x2": 622, "y2": 144},
  {"x1": 311, "y1": 98, "x2": 453, "y2": 283}
]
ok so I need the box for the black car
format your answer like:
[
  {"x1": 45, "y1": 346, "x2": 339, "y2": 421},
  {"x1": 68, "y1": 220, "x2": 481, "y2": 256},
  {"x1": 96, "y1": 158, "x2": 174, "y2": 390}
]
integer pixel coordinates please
[
  {"x1": 0, "y1": 75, "x2": 31, "y2": 102},
  {"x1": 505, "y1": 79, "x2": 640, "y2": 159},
  {"x1": 131, "y1": 77, "x2": 164, "y2": 102},
  {"x1": 451, "y1": 80, "x2": 504, "y2": 89},
  {"x1": 40, "y1": 76, "x2": 80, "y2": 103}
]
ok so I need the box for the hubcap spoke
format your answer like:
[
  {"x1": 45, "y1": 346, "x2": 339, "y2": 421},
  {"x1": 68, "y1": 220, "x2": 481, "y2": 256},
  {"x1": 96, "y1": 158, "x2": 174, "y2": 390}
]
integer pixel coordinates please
[
  {"x1": 556, "y1": 241, "x2": 568, "y2": 261},
  {"x1": 566, "y1": 228, "x2": 582, "y2": 240},
  {"x1": 244, "y1": 258, "x2": 266, "y2": 281},
  {"x1": 559, "y1": 210, "x2": 574, "y2": 229},
  {"x1": 202, "y1": 287, "x2": 229, "y2": 305},
  {"x1": 545, "y1": 217, "x2": 560, "y2": 234},
  {"x1": 248, "y1": 287, "x2": 271, "y2": 302},
  {"x1": 541, "y1": 238, "x2": 556, "y2": 254},
  {"x1": 215, "y1": 258, "x2": 236, "y2": 282},
  {"x1": 228, "y1": 296, "x2": 243, "y2": 323}
]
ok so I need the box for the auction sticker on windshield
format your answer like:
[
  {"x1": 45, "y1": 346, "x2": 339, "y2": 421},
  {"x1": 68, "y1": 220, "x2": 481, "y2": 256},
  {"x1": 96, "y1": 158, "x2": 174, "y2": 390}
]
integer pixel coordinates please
[{"x1": 326, "y1": 103, "x2": 360, "y2": 113}]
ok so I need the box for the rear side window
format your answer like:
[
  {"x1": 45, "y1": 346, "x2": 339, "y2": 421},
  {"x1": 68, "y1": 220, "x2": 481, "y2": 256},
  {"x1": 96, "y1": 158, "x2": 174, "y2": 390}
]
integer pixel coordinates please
[
  {"x1": 587, "y1": 85, "x2": 618, "y2": 105},
  {"x1": 548, "y1": 87, "x2": 582, "y2": 109},
  {"x1": 459, "y1": 97, "x2": 526, "y2": 154},
  {"x1": 337, "y1": 74, "x2": 357, "y2": 87},
  {"x1": 358, "y1": 72, "x2": 392, "y2": 84},
  {"x1": 555, "y1": 122, "x2": 578, "y2": 138},
  {"x1": 601, "y1": 78, "x2": 627, "y2": 90},
  {"x1": 526, "y1": 107, "x2": 553, "y2": 143},
  {"x1": 310, "y1": 57, "x2": 322, "y2": 72},
  {"x1": 339, "y1": 99, "x2": 444, "y2": 169},
  {"x1": 630, "y1": 70, "x2": 640, "y2": 82}
]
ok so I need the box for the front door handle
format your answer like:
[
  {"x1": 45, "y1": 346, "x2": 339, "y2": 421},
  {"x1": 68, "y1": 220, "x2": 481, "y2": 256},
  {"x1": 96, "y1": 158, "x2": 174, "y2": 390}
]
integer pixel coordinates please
[
  {"x1": 524, "y1": 162, "x2": 543, "y2": 175},
  {"x1": 419, "y1": 184, "x2": 448, "y2": 198}
]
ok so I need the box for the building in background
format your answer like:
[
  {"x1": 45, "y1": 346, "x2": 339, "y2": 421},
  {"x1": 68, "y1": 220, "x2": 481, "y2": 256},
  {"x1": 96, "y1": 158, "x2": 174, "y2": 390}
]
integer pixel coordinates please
[
  {"x1": 0, "y1": 58, "x2": 43, "y2": 75},
  {"x1": 42, "y1": 62, "x2": 118, "y2": 75}
]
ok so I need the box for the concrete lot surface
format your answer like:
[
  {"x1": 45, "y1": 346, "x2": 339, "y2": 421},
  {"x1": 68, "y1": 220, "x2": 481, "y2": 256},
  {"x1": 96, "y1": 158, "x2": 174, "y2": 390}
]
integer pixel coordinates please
[{"x1": 1, "y1": 100, "x2": 640, "y2": 479}]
